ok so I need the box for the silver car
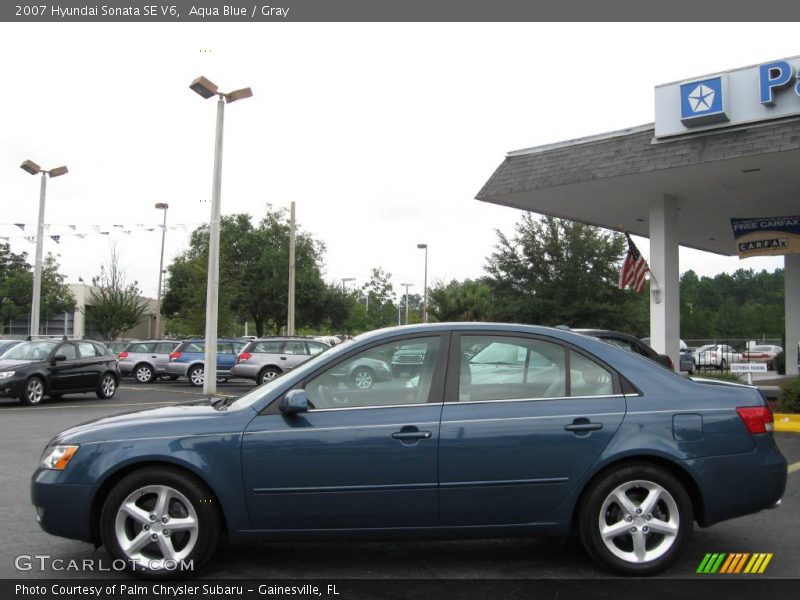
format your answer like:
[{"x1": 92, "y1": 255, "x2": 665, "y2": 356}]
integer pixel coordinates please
[
  {"x1": 231, "y1": 337, "x2": 330, "y2": 385},
  {"x1": 118, "y1": 340, "x2": 182, "y2": 383}
]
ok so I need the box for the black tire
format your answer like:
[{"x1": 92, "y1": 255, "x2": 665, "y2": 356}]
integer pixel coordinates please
[
  {"x1": 134, "y1": 363, "x2": 154, "y2": 384},
  {"x1": 578, "y1": 463, "x2": 693, "y2": 576},
  {"x1": 96, "y1": 373, "x2": 118, "y2": 399},
  {"x1": 187, "y1": 365, "x2": 204, "y2": 387},
  {"x1": 21, "y1": 376, "x2": 46, "y2": 406},
  {"x1": 100, "y1": 466, "x2": 221, "y2": 578},
  {"x1": 258, "y1": 367, "x2": 282, "y2": 386},
  {"x1": 349, "y1": 366, "x2": 375, "y2": 390},
  {"x1": 720, "y1": 358, "x2": 727, "y2": 370}
]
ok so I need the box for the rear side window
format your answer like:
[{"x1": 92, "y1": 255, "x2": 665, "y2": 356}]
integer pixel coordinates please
[
  {"x1": 569, "y1": 350, "x2": 613, "y2": 396},
  {"x1": 128, "y1": 342, "x2": 157, "y2": 353},
  {"x1": 183, "y1": 342, "x2": 204, "y2": 353},
  {"x1": 156, "y1": 342, "x2": 179, "y2": 353},
  {"x1": 282, "y1": 341, "x2": 307, "y2": 355},
  {"x1": 78, "y1": 342, "x2": 99, "y2": 358},
  {"x1": 254, "y1": 341, "x2": 283, "y2": 353},
  {"x1": 307, "y1": 342, "x2": 328, "y2": 356}
]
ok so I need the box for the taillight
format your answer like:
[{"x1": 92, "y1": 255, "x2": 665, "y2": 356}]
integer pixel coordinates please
[
  {"x1": 238, "y1": 352, "x2": 252, "y2": 363},
  {"x1": 118, "y1": 351, "x2": 128, "y2": 359},
  {"x1": 169, "y1": 352, "x2": 181, "y2": 361},
  {"x1": 736, "y1": 406, "x2": 774, "y2": 434},
  {"x1": 667, "y1": 357, "x2": 674, "y2": 370}
]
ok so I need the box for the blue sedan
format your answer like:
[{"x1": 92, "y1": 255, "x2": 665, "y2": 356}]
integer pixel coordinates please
[{"x1": 31, "y1": 323, "x2": 786, "y2": 577}]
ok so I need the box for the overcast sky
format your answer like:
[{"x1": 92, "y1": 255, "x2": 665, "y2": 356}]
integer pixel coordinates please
[{"x1": 0, "y1": 23, "x2": 794, "y2": 299}]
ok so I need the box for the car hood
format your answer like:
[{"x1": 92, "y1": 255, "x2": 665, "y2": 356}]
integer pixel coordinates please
[
  {"x1": 0, "y1": 358, "x2": 37, "y2": 371},
  {"x1": 51, "y1": 399, "x2": 254, "y2": 445}
]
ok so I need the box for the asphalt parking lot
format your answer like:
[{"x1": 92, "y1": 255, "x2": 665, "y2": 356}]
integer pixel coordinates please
[{"x1": 1, "y1": 379, "x2": 798, "y2": 580}]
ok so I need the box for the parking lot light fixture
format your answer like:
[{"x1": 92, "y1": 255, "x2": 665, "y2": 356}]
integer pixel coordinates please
[
  {"x1": 417, "y1": 243, "x2": 428, "y2": 323},
  {"x1": 341, "y1": 277, "x2": 355, "y2": 292},
  {"x1": 154, "y1": 203, "x2": 169, "y2": 338},
  {"x1": 20, "y1": 160, "x2": 68, "y2": 337},
  {"x1": 190, "y1": 76, "x2": 252, "y2": 395}
]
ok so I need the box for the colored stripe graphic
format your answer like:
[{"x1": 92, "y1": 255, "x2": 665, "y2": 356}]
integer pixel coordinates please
[{"x1": 699, "y1": 553, "x2": 772, "y2": 574}]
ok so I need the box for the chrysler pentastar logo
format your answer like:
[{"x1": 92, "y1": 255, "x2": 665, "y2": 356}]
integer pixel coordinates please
[{"x1": 687, "y1": 83, "x2": 715, "y2": 113}]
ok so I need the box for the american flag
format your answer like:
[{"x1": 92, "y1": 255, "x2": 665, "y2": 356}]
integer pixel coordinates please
[{"x1": 618, "y1": 233, "x2": 649, "y2": 292}]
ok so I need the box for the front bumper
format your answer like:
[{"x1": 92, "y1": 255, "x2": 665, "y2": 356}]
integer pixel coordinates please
[
  {"x1": 31, "y1": 468, "x2": 96, "y2": 543},
  {"x1": 165, "y1": 362, "x2": 189, "y2": 377},
  {"x1": 0, "y1": 376, "x2": 25, "y2": 398}
]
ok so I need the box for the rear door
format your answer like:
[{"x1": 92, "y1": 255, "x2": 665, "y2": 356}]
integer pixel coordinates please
[{"x1": 438, "y1": 332, "x2": 626, "y2": 526}]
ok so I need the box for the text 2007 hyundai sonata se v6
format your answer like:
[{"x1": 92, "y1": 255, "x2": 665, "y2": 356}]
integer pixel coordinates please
[{"x1": 31, "y1": 324, "x2": 787, "y2": 577}]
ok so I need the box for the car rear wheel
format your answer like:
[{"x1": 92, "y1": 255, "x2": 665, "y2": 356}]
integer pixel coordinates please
[
  {"x1": 188, "y1": 366, "x2": 204, "y2": 387},
  {"x1": 578, "y1": 464, "x2": 692, "y2": 575},
  {"x1": 134, "y1": 364, "x2": 154, "y2": 384},
  {"x1": 21, "y1": 376, "x2": 45, "y2": 406},
  {"x1": 258, "y1": 367, "x2": 282, "y2": 385},
  {"x1": 720, "y1": 358, "x2": 727, "y2": 370},
  {"x1": 96, "y1": 373, "x2": 117, "y2": 399},
  {"x1": 350, "y1": 366, "x2": 375, "y2": 390},
  {"x1": 100, "y1": 466, "x2": 221, "y2": 577}
]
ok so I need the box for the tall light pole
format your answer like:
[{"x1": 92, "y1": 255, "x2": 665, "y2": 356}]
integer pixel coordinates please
[
  {"x1": 20, "y1": 160, "x2": 68, "y2": 337},
  {"x1": 190, "y1": 76, "x2": 252, "y2": 395},
  {"x1": 154, "y1": 203, "x2": 169, "y2": 338},
  {"x1": 417, "y1": 243, "x2": 428, "y2": 323},
  {"x1": 287, "y1": 201, "x2": 296, "y2": 336},
  {"x1": 401, "y1": 282, "x2": 414, "y2": 325}
]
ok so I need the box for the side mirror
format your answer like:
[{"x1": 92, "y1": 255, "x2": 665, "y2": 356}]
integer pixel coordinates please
[
  {"x1": 52, "y1": 354, "x2": 67, "y2": 363},
  {"x1": 280, "y1": 389, "x2": 309, "y2": 415}
]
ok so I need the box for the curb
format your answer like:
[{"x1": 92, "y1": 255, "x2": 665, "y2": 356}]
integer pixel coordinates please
[{"x1": 773, "y1": 413, "x2": 800, "y2": 433}]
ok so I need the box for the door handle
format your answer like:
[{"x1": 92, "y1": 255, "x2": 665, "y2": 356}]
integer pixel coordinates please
[
  {"x1": 391, "y1": 429, "x2": 432, "y2": 441},
  {"x1": 564, "y1": 418, "x2": 603, "y2": 433},
  {"x1": 280, "y1": 356, "x2": 287, "y2": 360}
]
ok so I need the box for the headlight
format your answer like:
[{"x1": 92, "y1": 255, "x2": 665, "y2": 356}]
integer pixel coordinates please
[
  {"x1": 41, "y1": 445, "x2": 79, "y2": 470},
  {"x1": 0, "y1": 371, "x2": 14, "y2": 380}
]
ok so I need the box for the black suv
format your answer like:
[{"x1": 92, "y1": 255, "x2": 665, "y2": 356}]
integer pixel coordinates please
[{"x1": 0, "y1": 339, "x2": 120, "y2": 405}]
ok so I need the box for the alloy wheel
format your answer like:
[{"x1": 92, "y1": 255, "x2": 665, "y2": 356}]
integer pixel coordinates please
[
  {"x1": 135, "y1": 365, "x2": 153, "y2": 383},
  {"x1": 598, "y1": 479, "x2": 680, "y2": 564},
  {"x1": 101, "y1": 375, "x2": 116, "y2": 398},
  {"x1": 25, "y1": 378, "x2": 44, "y2": 405},
  {"x1": 114, "y1": 484, "x2": 199, "y2": 571}
]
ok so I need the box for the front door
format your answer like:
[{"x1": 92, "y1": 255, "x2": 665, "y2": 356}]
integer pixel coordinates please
[
  {"x1": 48, "y1": 342, "x2": 83, "y2": 392},
  {"x1": 241, "y1": 335, "x2": 447, "y2": 530},
  {"x1": 438, "y1": 333, "x2": 626, "y2": 526}
]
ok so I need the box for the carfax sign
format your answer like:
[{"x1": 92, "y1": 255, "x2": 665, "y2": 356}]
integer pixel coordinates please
[
  {"x1": 656, "y1": 56, "x2": 800, "y2": 137},
  {"x1": 730, "y1": 215, "x2": 800, "y2": 258}
]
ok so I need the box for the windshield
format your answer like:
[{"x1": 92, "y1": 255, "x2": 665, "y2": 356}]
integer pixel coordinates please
[
  {"x1": 3, "y1": 341, "x2": 58, "y2": 361},
  {"x1": 227, "y1": 337, "x2": 358, "y2": 410}
]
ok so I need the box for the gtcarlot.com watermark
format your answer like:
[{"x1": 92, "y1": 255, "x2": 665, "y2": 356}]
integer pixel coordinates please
[{"x1": 15, "y1": 554, "x2": 193, "y2": 572}]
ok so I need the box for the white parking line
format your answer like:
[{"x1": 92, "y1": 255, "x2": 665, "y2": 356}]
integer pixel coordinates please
[
  {"x1": 789, "y1": 462, "x2": 800, "y2": 475},
  {"x1": 0, "y1": 401, "x2": 179, "y2": 412}
]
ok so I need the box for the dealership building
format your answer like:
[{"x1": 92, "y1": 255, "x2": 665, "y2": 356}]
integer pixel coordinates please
[{"x1": 478, "y1": 56, "x2": 800, "y2": 376}]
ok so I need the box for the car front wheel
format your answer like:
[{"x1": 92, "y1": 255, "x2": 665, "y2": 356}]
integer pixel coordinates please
[
  {"x1": 100, "y1": 466, "x2": 221, "y2": 577},
  {"x1": 22, "y1": 376, "x2": 45, "y2": 406},
  {"x1": 579, "y1": 464, "x2": 693, "y2": 575}
]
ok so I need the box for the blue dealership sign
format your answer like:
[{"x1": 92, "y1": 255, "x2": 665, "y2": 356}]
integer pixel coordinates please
[{"x1": 679, "y1": 76, "x2": 729, "y2": 127}]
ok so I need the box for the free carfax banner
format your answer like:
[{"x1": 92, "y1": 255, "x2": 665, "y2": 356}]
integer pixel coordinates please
[{"x1": 731, "y1": 215, "x2": 800, "y2": 258}]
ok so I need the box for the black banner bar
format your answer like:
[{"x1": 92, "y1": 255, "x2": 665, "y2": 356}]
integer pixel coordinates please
[{"x1": 3, "y1": 0, "x2": 800, "y2": 22}]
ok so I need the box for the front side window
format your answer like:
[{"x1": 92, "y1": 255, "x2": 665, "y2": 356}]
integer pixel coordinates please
[
  {"x1": 305, "y1": 337, "x2": 440, "y2": 409},
  {"x1": 56, "y1": 343, "x2": 77, "y2": 360},
  {"x1": 282, "y1": 341, "x2": 306, "y2": 355},
  {"x1": 307, "y1": 342, "x2": 327, "y2": 356}
]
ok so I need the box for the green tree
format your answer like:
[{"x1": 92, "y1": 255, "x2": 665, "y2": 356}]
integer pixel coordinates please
[
  {"x1": 429, "y1": 278, "x2": 492, "y2": 322},
  {"x1": 87, "y1": 246, "x2": 148, "y2": 340},
  {"x1": 485, "y1": 214, "x2": 646, "y2": 332},
  {"x1": 0, "y1": 245, "x2": 74, "y2": 333},
  {"x1": 163, "y1": 207, "x2": 330, "y2": 337}
]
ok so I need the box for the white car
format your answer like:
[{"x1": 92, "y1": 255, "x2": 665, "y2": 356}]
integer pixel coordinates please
[{"x1": 693, "y1": 344, "x2": 742, "y2": 370}]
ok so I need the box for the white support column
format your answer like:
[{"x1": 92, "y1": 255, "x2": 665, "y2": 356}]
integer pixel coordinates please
[
  {"x1": 73, "y1": 284, "x2": 86, "y2": 339},
  {"x1": 785, "y1": 253, "x2": 800, "y2": 377},
  {"x1": 649, "y1": 195, "x2": 680, "y2": 370}
]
